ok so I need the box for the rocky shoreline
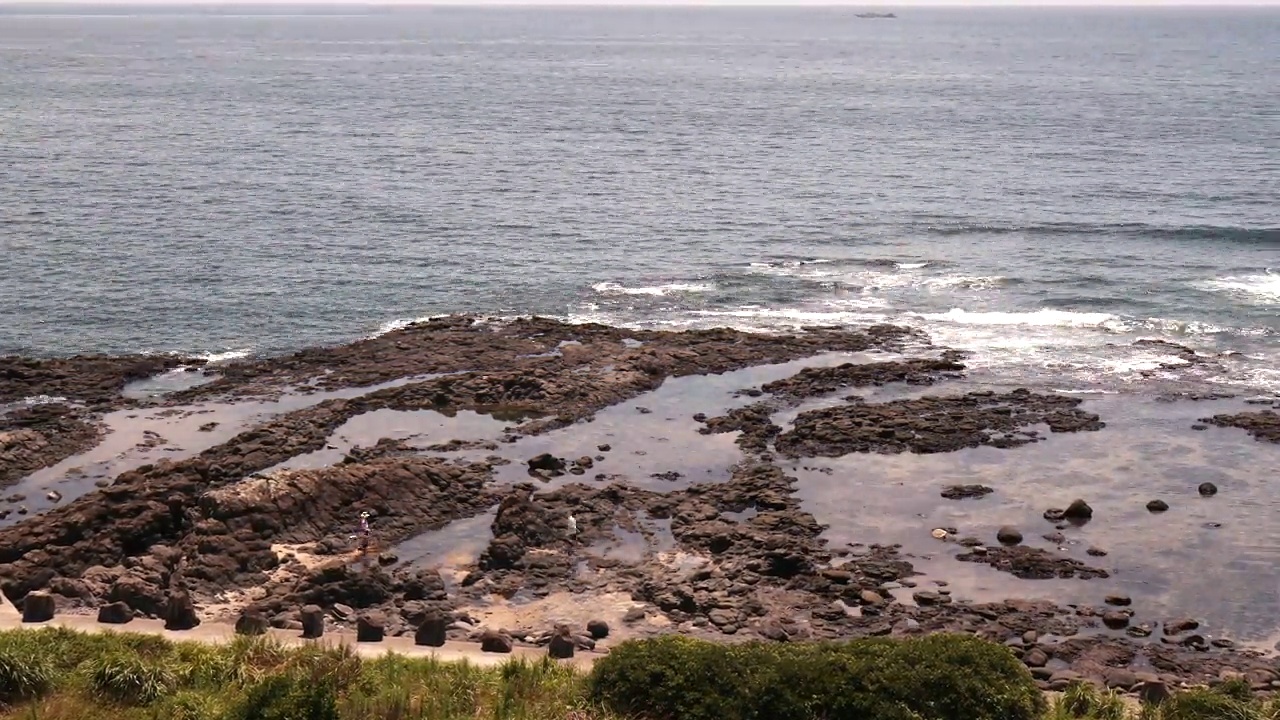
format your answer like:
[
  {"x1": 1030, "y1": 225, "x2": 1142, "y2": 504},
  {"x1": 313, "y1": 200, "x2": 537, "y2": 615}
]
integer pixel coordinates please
[{"x1": 1, "y1": 316, "x2": 1278, "y2": 698}]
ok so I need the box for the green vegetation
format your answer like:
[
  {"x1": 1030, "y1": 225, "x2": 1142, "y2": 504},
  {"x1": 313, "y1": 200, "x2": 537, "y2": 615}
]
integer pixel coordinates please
[{"x1": 0, "y1": 627, "x2": 1277, "y2": 720}]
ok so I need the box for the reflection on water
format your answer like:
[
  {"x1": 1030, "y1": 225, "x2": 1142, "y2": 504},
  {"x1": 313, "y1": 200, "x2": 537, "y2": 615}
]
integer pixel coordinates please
[
  {"x1": 786, "y1": 379, "x2": 1280, "y2": 641},
  {"x1": 392, "y1": 509, "x2": 497, "y2": 587}
]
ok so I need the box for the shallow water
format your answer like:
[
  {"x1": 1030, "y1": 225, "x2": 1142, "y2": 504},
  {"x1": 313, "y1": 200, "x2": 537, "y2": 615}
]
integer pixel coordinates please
[{"x1": 785, "y1": 381, "x2": 1280, "y2": 642}]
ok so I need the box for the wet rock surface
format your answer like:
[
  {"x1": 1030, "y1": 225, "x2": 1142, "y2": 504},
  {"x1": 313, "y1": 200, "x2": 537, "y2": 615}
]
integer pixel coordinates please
[
  {"x1": 1, "y1": 317, "x2": 1277, "y2": 690},
  {"x1": 775, "y1": 389, "x2": 1105, "y2": 458},
  {"x1": 0, "y1": 403, "x2": 102, "y2": 488},
  {"x1": 0, "y1": 354, "x2": 195, "y2": 408},
  {"x1": 1204, "y1": 410, "x2": 1280, "y2": 444}
]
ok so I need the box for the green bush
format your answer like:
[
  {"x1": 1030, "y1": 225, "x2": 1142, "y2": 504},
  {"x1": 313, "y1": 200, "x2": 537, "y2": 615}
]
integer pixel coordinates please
[
  {"x1": 85, "y1": 652, "x2": 176, "y2": 706},
  {"x1": 0, "y1": 647, "x2": 53, "y2": 705},
  {"x1": 588, "y1": 633, "x2": 1044, "y2": 720},
  {"x1": 233, "y1": 672, "x2": 340, "y2": 720},
  {"x1": 1056, "y1": 681, "x2": 1127, "y2": 720},
  {"x1": 1155, "y1": 688, "x2": 1260, "y2": 720}
]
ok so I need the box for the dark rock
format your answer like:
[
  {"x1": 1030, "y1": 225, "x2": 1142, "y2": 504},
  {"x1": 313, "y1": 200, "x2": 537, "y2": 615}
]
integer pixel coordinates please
[
  {"x1": 415, "y1": 615, "x2": 447, "y2": 647},
  {"x1": 1105, "y1": 594, "x2": 1131, "y2": 607},
  {"x1": 940, "y1": 484, "x2": 994, "y2": 500},
  {"x1": 1043, "y1": 508, "x2": 1066, "y2": 522},
  {"x1": 163, "y1": 590, "x2": 200, "y2": 631},
  {"x1": 300, "y1": 605, "x2": 325, "y2": 639},
  {"x1": 357, "y1": 613, "x2": 385, "y2": 642},
  {"x1": 1139, "y1": 680, "x2": 1172, "y2": 705},
  {"x1": 1023, "y1": 648, "x2": 1049, "y2": 668},
  {"x1": 234, "y1": 609, "x2": 270, "y2": 636},
  {"x1": 996, "y1": 526, "x2": 1023, "y2": 546},
  {"x1": 97, "y1": 601, "x2": 134, "y2": 625},
  {"x1": 913, "y1": 590, "x2": 950, "y2": 606},
  {"x1": 1105, "y1": 668, "x2": 1138, "y2": 690},
  {"x1": 1087, "y1": 547, "x2": 1108, "y2": 557},
  {"x1": 573, "y1": 634, "x2": 597, "y2": 651},
  {"x1": 1146, "y1": 499, "x2": 1169, "y2": 513},
  {"x1": 548, "y1": 626, "x2": 575, "y2": 659},
  {"x1": 597, "y1": 444, "x2": 611, "y2": 452},
  {"x1": 859, "y1": 590, "x2": 885, "y2": 606},
  {"x1": 586, "y1": 619, "x2": 610, "y2": 639},
  {"x1": 1063, "y1": 499, "x2": 1093, "y2": 520},
  {"x1": 1198, "y1": 482, "x2": 1218, "y2": 497},
  {"x1": 1102, "y1": 611, "x2": 1131, "y2": 630},
  {"x1": 480, "y1": 629, "x2": 513, "y2": 653},
  {"x1": 622, "y1": 607, "x2": 646, "y2": 623},
  {"x1": 1165, "y1": 618, "x2": 1200, "y2": 635},
  {"x1": 21, "y1": 591, "x2": 55, "y2": 623},
  {"x1": 528, "y1": 453, "x2": 566, "y2": 473}
]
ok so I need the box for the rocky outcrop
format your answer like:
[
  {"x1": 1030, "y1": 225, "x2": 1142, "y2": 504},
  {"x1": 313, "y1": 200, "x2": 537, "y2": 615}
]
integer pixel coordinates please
[
  {"x1": 1203, "y1": 410, "x2": 1280, "y2": 444},
  {"x1": 956, "y1": 546, "x2": 1109, "y2": 580},
  {"x1": 757, "y1": 357, "x2": 966, "y2": 399},
  {"x1": 0, "y1": 403, "x2": 102, "y2": 488},
  {"x1": 775, "y1": 390, "x2": 1105, "y2": 458},
  {"x1": 0, "y1": 354, "x2": 194, "y2": 408}
]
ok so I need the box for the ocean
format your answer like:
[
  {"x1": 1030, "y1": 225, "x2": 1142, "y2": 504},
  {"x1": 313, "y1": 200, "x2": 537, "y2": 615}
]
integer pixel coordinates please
[{"x1": 1, "y1": 4, "x2": 1277, "y2": 395}]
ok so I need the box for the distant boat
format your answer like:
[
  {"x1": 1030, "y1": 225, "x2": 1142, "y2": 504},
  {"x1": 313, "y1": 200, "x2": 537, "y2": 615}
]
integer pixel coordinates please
[{"x1": 855, "y1": 12, "x2": 897, "y2": 19}]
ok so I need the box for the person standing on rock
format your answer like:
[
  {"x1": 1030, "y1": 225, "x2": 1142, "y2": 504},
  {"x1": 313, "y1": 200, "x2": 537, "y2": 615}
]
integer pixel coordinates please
[{"x1": 357, "y1": 511, "x2": 372, "y2": 555}]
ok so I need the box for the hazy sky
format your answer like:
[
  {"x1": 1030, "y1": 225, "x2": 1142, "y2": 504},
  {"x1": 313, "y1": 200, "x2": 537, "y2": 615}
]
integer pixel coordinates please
[
  {"x1": 5, "y1": 0, "x2": 1280, "y2": 5},
  {"x1": 5, "y1": 0, "x2": 1278, "y2": 5}
]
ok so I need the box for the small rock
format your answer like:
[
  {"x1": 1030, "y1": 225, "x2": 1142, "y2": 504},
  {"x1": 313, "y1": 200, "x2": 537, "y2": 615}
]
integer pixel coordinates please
[
  {"x1": 622, "y1": 607, "x2": 646, "y2": 623},
  {"x1": 1165, "y1": 618, "x2": 1200, "y2": 635},
  {"x1": 1105, "y1": 668, "x2": 1138, "y2": 690},
  {"x1": 527, "y1": 453, "x2": 565, "y2": 473},
  {"x1": 377, "y1": 552, "x2": 398, "y2": 566},
  {"x1": 1127, "y1": 624, "x2": 1154, "y2": 638},
  {"x1": 1105, "y1": 594, "x2": 1132, "y2": 606},
  {"x1": 913, "y1": 590, "x2": 950, "y2": 606},
  {"x1": 332, "y1": 603, "x2": 354, "y2": 621},
  {"x1": 597, "y1": 444, "x2": 611, "y2": 452},
  {"x1": 1146, "y1": 499, "x2": 1169, "y2": 513},
  {"x1": 1023, "y1": 648, "x2": 1049, "y2": 668},
  {"x1": 46, "y1": 490, "x2": 62, "y2": 503},
  {"x1": 586, "y1": 619, "x2": 610, "y2": 639},
  {"x1": 97, "y1": 601, "x2": 134, "y2": 625},
  {"x1": 1139, "y1": 680, "x2": 1172, "y2": 705},
  {"x1": 940, "y1": 484, "x2": 994, "y2": 500},
  {"x1": 234, "y1": 609, "x2": 269, "y2": 636},
  {"x1": 480, "y1": 629, "x2": 513, "y2": 654},
  {"x1": 1102, "y1": 611, "x2": 1131, "y2": 630},
  {"x1": 1023, "y1": 630, "x2": 1039, "y2": 645},
  {"x1": 21, "y1": 591, "x2": 56, "y2": 623},
  {"x1": 1087, "y1": 546, "x2": 1108, "y2": 557},
  {"x1": 1198, "y1": 482, "x2": 1218, "y2": 497},
  {"x1": 1043, "y1": 508, "x2": 1066, "y2": 522},
  {"x1": 859, "y1": 590, "x2": 885, "y2": 606},
  {"x1": 1063, "y1": 498, "x2": 1093, "y2": 521},
  {"x1": 996, "y1": 526, "x2": 1023, "y2": 546},
  {"x1": 575, "y1": 456, "x2": 594, "y2": 469}
]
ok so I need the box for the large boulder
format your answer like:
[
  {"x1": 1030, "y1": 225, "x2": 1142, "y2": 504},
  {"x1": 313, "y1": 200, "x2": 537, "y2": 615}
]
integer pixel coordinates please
[
  {"x1": 97, "y1": 601, "x2": 135, "y2": 625},
  {"x1": 480, "y1": 629, "x2": 513, "y2": 654},
  {"x1": 300, "y1": 605, "x2": 325, "y2": 639},
  {"x1": 357, "y1": 613, "x2": 386, "y2": 642},
  {"x1": 235, "y1": 608, "x2": 270, "y2": 636},
  {"x1": 107, "y1": 574, "x2": 166, "y2": 617},
  {"x1": 586, "y1": 619, "x2": 610, "y2": 640},
  {"x1": 548, "y1": 626, "x2": 575, "y2": 659},
  {"x1": 163, "y1": 590, "x2": 200, "y2": 631},
  {"x1": 21, "y1": 591, "x2": 56, "y2": 623},
  {"x1": 415, "y1": 614, "x2": 447, "y2": 647}
]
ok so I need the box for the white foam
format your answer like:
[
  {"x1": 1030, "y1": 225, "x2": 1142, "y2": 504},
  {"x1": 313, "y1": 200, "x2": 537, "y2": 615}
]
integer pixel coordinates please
[
  {"x1": 1195, "y1": 271, "x2": 1280, "y2": 304},
  {"x1": 896, "y1": 262, "x2": 929, "y2": 270},
  {"x1": 591, "y1": 281, "x2": 715, "y2": 297},
  {"x1": 197, "y1": 349, "x2": 251, "y2": 364},
  {"x1": 915, "y1": 308, "x2": 1123, "y2": 329},
  {"x1": 370, "y1": 314, "x2": 452, "y2": 338}
]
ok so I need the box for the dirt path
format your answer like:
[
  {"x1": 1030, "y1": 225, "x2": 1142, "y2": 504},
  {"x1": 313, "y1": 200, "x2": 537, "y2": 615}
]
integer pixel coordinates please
[{"x1": 0, "y1": 595, "x2": 603, "y2": 668}]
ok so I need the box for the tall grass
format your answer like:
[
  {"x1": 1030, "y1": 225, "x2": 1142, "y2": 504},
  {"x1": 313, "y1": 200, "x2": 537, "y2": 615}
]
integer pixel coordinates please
[{"x1": 2, "y1": 627, "x2": 1279, "y2": 720}]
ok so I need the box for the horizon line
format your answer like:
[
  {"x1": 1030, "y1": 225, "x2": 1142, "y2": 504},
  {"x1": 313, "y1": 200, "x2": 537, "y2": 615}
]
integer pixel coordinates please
[{"x1": 3, "y1": 1, "x2": 1278, "y2": 6}]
